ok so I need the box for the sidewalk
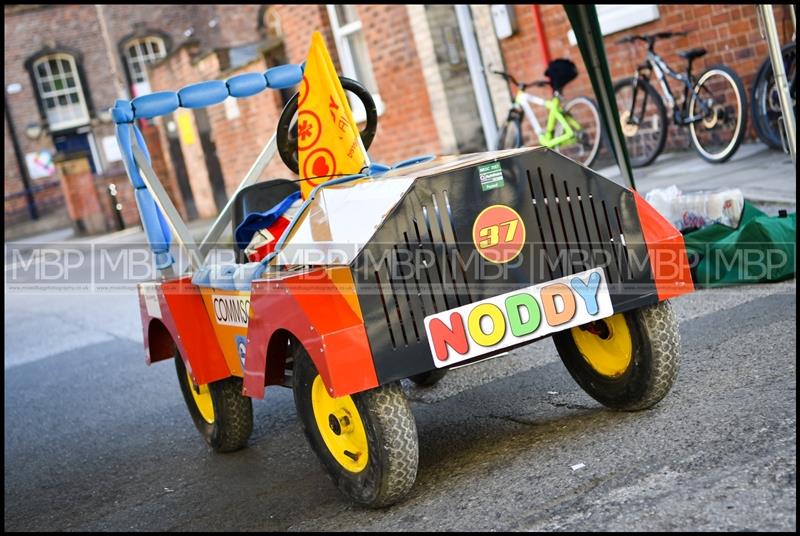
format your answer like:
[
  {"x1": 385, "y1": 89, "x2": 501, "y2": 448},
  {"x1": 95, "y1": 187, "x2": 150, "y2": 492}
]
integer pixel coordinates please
[{"x1": 597, "y1": 142, "x2": 796, "y2": 206}]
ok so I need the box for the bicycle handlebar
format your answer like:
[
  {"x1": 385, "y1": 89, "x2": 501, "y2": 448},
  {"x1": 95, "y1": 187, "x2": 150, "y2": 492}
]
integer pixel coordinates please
[{"x1": 492, "y1": 70, "x2": 519, "y2": 87}]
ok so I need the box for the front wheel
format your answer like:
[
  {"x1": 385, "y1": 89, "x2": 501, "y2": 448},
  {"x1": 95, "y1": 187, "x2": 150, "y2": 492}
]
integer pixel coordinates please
[
  {"x1": 175, "y1": 355, "x2": 253, "y2": 452},
  {"x1": 751, "y1": 43, "x2": 796, "y2": 150},
  {"x1": 554, "y1": 96, "x2": 604, "y2": 168},
  {"x1": 688, "y1": 64, "x2": 747, "y2": 163},
  {"x1": 553, "y1": 300, "x2": 680, "y2": 411},
  {"x1": 495, "y1": 117, "x2": 522, "y2": 150},
  {"x1": 613, "y1": 77, "x2": 668, "y2": 168},
  {"x1": 292, "y1": 341, "x2": 418, "y2": 508}
]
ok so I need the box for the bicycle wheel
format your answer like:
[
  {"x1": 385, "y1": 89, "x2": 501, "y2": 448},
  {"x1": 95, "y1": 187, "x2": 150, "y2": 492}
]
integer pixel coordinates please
[
  {"x1": 688, "y1": 65, "x2": 747, "y2": 163},
  {"x1": 553, "y1": 96, "x2": 604, "y2": 167},
  {"x1": 751, "y1": 43, "x2": 796, "y2": 150},
  {"x1": 495, "y1": 117, "x2": 521, "y2": 150},
  {"x1": 613, "y1": 77, "x2": 668, "y2": 168}
]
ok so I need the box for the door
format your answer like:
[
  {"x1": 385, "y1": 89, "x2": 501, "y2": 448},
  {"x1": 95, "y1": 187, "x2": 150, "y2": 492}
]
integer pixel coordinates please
[
  {"x1": 192, "y1": 108, "x2": 228, "y2": 212},
  {"x1": 164, "y1": 113, "x2": 198, "y2": 220},
  {"x1": 424, "y1": 5, "x2": 488, "y2": 153}
]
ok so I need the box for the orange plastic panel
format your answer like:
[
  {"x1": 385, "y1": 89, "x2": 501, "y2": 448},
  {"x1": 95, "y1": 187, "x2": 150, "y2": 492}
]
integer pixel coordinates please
[{"x1": 633, "y1": 191, "x2": 694, "y2": 300}]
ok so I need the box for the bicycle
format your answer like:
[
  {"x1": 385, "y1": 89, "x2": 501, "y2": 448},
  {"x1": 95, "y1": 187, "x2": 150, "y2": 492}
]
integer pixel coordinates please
[
  {"x1": 614, "y1": 31, "x2": 747, "y2": 167},
  {"x1": 494, "y1": 59, "x2": 604, "y2": 168},
  {"x1": 751, "y1": 42, "x2": 796, "y2": 151}
]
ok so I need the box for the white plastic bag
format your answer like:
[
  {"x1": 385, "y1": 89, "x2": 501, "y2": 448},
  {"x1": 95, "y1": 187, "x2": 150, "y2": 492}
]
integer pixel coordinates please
[{"x1": 645, "y1": 186, "x2": 744, "y2": 231}]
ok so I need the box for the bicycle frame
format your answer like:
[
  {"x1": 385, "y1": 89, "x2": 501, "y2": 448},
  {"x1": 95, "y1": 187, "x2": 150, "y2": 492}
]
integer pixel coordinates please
[
  {"x1": 630, "y1": 50, "x2": 712, "y2": 126},
  {"x1": 512, "y1": 90, "x2": 582, "y2": 147}
]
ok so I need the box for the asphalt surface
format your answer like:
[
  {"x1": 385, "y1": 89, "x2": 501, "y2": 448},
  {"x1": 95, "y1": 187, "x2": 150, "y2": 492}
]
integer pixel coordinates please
[{"x1": 5, "y1": 237, "x2": 796, "y2": 532}]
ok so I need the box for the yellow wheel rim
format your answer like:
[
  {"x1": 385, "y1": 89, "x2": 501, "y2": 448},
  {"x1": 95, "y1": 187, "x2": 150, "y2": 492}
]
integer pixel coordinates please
[
  {"x1": 187, "y1": 370, "x2": 215, "y2": 424},
  {"x1": 571, "y1": 313, "x2": 633, "y2": 378},
  {"x1": 311, "y1": 375, "x2": 369, "y2": 473}
]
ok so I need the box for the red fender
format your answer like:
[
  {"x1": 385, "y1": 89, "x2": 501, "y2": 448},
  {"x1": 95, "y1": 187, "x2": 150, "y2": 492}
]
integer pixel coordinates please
[
  {"x1": 243, "y1": 267, "x2": 379, "y2": 399},
  {"x1": 138, "y1": 276, "x2": 232, "y2": 386}
]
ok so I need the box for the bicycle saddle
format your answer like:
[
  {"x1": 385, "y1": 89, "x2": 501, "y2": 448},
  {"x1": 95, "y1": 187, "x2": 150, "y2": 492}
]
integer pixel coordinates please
[{"x1": 679, "y1": 48, "x2": 707, "y2": 61}]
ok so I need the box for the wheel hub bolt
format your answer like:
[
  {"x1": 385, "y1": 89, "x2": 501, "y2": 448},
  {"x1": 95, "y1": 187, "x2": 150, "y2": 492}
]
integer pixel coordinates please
[{"x1": 328, "y1": 410, "x2": 353, "y2": 435}]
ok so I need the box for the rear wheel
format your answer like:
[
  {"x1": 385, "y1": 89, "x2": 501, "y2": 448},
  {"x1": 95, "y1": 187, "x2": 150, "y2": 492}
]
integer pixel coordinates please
[
  {"x1": 553, "y1": 300, "x2": 680, "y2": 411},
  {"x1": 175, "y1": 355, "x2": 253, "y2": 453},
  {"x1": 292, "y1": 342, "x2": 418, "y2": 507},
  {"x1": 496, "y1": 117, "x2": 522, "y2": 149},
  {"x1": 688, "y1": 65, "x2": 747, "y2": 163},
  {"x1": 409, "y1": 369, "x2": 448, "y2": 387},
  {"x1": 614, "y1": 77, "x2": 668, "y2": 168},
  {"x1": 554, "y1": 96, "x2": 604, "y2": 167}
]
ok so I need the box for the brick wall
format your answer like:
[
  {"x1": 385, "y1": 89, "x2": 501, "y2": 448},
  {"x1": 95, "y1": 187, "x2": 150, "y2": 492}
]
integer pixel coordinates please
[
  {"x1": 3, "y1": 4, "x2": 263, "y2": 228},
  {"x1": 498, "y1": 4, "x2": 788, "y2": 151},
  {"x1": 357, "y1": 5, "x2": 441, "y2": 162},
  {"x1": 148, "y1": 3, "x2": 442, "y2": 223}
]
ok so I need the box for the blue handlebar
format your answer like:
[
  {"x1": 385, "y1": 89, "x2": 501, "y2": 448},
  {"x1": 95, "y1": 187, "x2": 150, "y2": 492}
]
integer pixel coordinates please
[{"x1": 112, "y1": 63, "x2": 304, "y2": 124}]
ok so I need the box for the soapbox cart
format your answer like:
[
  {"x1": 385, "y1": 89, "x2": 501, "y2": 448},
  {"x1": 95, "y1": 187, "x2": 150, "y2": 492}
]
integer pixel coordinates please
[{"x1": 114, "y1": 61, "x2": 693, "y2": 508}]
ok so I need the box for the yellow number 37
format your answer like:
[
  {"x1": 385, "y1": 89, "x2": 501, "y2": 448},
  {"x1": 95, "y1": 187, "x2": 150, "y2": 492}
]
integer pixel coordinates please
[{"x1": 478, "y1": 219, "x2": 519, "y2": 249}]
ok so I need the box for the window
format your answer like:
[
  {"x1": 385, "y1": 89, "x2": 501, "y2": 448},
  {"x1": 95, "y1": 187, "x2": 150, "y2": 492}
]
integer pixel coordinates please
[
  {"x1": 326, "y1": 5, "x2": 384, "y2": 121},
  {"x1": 32, "y1": 53, "x2": 90, "y2": 131},
  {"x1": 123, "y1": 36, "x2": 167, "y2": 96},
  {"x1": 567, "y1": 5, "x2": 660, "y2": 45}
]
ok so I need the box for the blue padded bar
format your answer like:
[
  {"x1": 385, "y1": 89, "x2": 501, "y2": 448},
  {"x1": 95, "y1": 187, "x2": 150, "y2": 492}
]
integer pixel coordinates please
[
  {"x1": 112, "y1": 99, "x2": 134, "y2": 123},
  {"x1": 131, "y1": 91, "x2": 180, "y2": 119},
  {"x1": 115, "y1": 124, "x2": 144, "y2": 188},
  {"x1": 178, "y1": 80, "x2": 229, "y2": 109},
  {"x1": 227, "y1": 72, "x2": 268, "y2": 98},
  {"x1": 191, "y1": 265, "x2": 213, "y2": 287},
  {"x1": 132, "y1": 124, "x2": 151, "y2": 164},
  {"x1": 233, "y1": 263, "x2": 262, "y2": 291},
  {"x1": 393, "y1": 154, "x2": 435, "y2": 168},
  {"x1": 367, "y1": 163, "x2": 391, "y2": 176},
  {"x1": 134, "y1": 188, "x2": 174, "y2": 269},
  {"x1": 265, "y1": 64, "x2": 303, "y2": 89},
  {"x1": 208, "y1": 264, "x2": 239, "y2": 290}
]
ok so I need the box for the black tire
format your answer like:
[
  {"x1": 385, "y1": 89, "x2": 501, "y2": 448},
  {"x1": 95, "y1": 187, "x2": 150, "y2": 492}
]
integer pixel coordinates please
[
  {"x1": 408, "y1": 368, "x2": 448, "y2": 387},
  {"x1": 277, "y1": 76, "x2": 378, "y2": 174},
  {"x1": 751, "y1": 43, "x2": 796, "y2": 150},
  {"x1": 553, "y1": 300, "x2": 680, "y2": 411},
  {"x1": 175, "y1": 355, "x2": 253, "y2": 453},
  {"x1": 613, "y1": 77, "x2": 668, "y2": 168},
  {"x1": 688, "y1": 64, "x2": 748, "y2": 163},
  {"x1": 496, "y1": 117, "x2": 521, "y2": 149},
  {"x1": 292, "y1": 341, "x2": 418, "y2": 508}
]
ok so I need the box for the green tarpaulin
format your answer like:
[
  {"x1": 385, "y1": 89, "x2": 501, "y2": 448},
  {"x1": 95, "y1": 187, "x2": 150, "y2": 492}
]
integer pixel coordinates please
[{"x1": 683, "y1": 202, "x2": 797, "y2": 287}]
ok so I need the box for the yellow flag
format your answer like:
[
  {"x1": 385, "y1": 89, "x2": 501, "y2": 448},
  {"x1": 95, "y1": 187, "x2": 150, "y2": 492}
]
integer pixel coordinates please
[{"x1": 298, "y1": 31, "x2": 368, "y2": 199}]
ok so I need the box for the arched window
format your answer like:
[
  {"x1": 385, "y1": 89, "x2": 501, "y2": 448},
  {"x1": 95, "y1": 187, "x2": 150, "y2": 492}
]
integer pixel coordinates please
[
  {"x1": 122, "y1": 36, "x2": 167, "y2": 95},
  {"x1": 32, "y1": 53, "x2": 90, "y2": 131}
]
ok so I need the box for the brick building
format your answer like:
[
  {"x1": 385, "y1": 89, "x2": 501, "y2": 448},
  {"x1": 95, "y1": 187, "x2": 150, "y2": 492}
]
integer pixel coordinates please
[{"x1": 5, "y1": 4, "x2": 786, "y2": 236}]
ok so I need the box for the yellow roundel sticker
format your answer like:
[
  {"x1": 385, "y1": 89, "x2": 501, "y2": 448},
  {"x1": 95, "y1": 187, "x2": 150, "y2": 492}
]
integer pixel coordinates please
[{"x1": 472, "y1": 205, "x2": 526, "y2": 263}]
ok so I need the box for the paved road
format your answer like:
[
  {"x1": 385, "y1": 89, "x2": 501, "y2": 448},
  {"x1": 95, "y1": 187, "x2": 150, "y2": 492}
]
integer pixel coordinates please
[{"x1": 5, "y1": 245, "x2": 796, "y2": 532}]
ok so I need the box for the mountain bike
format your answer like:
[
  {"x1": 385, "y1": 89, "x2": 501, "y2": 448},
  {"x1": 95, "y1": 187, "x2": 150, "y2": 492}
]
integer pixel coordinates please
[
  {"x1": 494, "y1": 59, "x2": 604, "y2": 168},
  {"x1": 751, "y1": 42, "x2": 796, "y2": 151},
  {"x1": 614, "y1": 31, "x2": 747, "y2": 167}
]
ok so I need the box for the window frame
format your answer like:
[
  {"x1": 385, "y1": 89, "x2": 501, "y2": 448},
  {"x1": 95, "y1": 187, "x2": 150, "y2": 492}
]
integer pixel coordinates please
[
  {"x1": 122, "y1": 35, "x2": 168, "y2": 96},
  {"x1": 31, "y1": 53, "x2": 91, "y2": 132},
  {"x1": 325, "y1": 5, "x2": 385, "y2": 122}
]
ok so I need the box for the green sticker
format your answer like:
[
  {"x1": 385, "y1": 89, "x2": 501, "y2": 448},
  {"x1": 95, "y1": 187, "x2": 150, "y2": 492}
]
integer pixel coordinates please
[{"x1": 479, "y1": 161, "x2": 504, "y2": 191}]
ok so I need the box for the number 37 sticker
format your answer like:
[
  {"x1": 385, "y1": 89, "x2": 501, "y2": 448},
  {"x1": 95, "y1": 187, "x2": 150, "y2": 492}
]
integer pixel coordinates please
[{"x1": 471, "y1": 205, "x2": 526, "y2": 263}]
